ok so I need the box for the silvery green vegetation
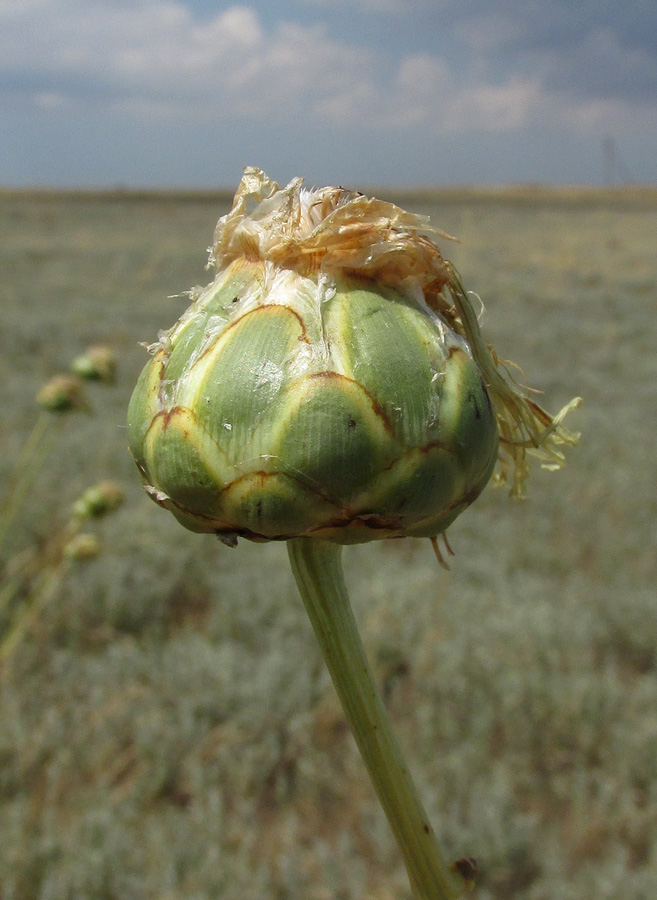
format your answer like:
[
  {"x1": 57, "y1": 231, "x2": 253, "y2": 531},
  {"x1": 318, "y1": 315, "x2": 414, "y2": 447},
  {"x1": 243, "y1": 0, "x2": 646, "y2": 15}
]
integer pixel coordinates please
[{"x1": 1, "y1": 187, "x2": 656, "y2": 900}]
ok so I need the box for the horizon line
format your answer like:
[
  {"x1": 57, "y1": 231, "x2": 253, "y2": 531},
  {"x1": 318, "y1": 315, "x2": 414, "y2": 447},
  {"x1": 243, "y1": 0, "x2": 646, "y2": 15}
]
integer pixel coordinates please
[{"x1": 2, "y1": 182, "x2": 656, "y2": 207}]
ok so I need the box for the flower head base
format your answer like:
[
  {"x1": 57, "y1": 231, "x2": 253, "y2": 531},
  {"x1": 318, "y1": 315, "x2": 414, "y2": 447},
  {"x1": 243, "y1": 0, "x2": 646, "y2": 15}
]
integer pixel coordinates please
[{"x1": 128, "y1": 168, "x2": 580, "y2": 545}]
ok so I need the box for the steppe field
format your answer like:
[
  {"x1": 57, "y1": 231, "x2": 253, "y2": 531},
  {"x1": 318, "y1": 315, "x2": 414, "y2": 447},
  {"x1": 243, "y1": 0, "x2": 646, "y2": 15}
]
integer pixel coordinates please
[{"x1": 1, "y1": 185, "x2": 656, "y2": 900}]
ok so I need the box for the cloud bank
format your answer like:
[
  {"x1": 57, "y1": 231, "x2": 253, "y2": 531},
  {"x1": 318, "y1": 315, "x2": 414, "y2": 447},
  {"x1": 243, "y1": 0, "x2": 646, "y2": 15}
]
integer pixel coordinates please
[
  {"x1": 1, "y1": 0, "x2": 654, "y2": 184},
  {"x1": 3, "y1": 0, "x2": 653, "y2": 131}
]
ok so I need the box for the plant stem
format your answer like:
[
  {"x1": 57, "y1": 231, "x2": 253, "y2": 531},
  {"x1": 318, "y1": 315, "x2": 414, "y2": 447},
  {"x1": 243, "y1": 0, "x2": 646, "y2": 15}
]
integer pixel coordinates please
[
  {"x1": 288, "y1": 538, "x2": 470, "y2": 900},
  {"x1": 0, "y1": 563, "x2": 65, "y2": 682},
  {"x1": 0, "y1": 413, "x2": 53, "y2": 556}
]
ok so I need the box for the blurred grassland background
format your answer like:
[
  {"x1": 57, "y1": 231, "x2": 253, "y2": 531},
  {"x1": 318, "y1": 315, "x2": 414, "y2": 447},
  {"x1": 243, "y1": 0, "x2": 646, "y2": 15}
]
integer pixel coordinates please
[{"x1": 0, "y1": 186, "x2": 656, "y2": 900}]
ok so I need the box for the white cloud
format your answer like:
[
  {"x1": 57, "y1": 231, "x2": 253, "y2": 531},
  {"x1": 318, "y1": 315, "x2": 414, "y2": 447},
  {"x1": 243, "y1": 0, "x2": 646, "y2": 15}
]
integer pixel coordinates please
[
  {"x1": 0, "y1": 0, "x2": 653, "y2": 142},
  {"x1": 443, "y1": 78, "x2": 542, "y2": 133},
  {"x1": 0, "y1": 1, "x2": 377, "y2": 118},
  {"x1": 316, "y1": 53, "x2": 540, "y2": 135},
  {"x1": 33, "y1": 91, "x2": 72, "y2": 109},
  {"x1": 301, "y1": 0, "x2": 422, "y2": 10}
]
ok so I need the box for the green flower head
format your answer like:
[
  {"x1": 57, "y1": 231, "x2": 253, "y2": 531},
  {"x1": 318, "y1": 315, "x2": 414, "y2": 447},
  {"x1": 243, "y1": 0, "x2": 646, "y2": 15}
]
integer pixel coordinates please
[{"x1": 128, "y1": 168, "x2": 579, "y2": 546}]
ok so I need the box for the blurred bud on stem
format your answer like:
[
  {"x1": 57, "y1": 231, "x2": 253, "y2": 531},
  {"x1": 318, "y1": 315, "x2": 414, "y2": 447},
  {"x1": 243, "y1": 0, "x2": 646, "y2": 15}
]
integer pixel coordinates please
[
  {"x1": 72, "y1": 480, "x2": 125, "y2": 520},
  {"x1": 71, "y1": 345, "x2": 117, "y2": 384},
  {"x1": 37, "y1": 375, "x2": 90, "y2": 413},
  {"x1": 63, "y1": 533, "x2": 101, "y2": 562}
]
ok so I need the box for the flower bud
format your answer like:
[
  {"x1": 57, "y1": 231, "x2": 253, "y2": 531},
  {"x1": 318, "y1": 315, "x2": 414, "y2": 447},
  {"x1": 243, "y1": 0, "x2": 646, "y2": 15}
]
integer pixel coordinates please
[
  {"x1": 71, "y1": 345, "x2": 117, "y2": 383},
  {"x1": 37, "y1": 375, "x2": 89, "y2": 413},
  {"x1": 72, "y1": 480, "x2": 125, "y2": 520},
  {"x1": 128, "y1": 168, "x2": 579, "y2": 545},
  {"x1": 63, "y1": 533, "x2": 101, "y2": 562}
]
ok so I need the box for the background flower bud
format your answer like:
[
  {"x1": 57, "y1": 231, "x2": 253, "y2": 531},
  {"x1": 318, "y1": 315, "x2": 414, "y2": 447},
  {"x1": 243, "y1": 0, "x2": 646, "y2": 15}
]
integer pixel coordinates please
[
  {"x1": 71, "y1": 345, "x2": 117, "y2": 383},
  {"x1": 63, "y1": 533, "x2": 101, "y2": 562},
  {"x1": 72, "y1": 480, "x2": 125, "y2": 520},
  {"x1": 37, "y1": 375, "x2": 89, "y2": 413}
]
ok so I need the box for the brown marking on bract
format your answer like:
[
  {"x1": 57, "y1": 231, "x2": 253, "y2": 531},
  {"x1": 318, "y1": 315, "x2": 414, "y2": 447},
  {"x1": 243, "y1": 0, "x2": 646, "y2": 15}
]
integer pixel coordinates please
[
  {"x1": 195, "y1": 303, "x2": 310, "y2": 365},
  {"x1": 148, "y1": 408, "x2": 168, "y2": 432},
  {"x1": 456, "y1": 484, "x2": 486, "y2": 509},
  {"x1": 418, "y1": 439, "x2": 458, "y2": 457},
  {"x1": 311, "y1": 511, "x2": 404, "y2": 534},
  {"x1": 375, "y1": 442, "x2": 455, "y2": 483},
  {"x1": 161, "y1": 406, "x2": 184, "y2": 431},
  {"x1": 143, "y1": 406, "x2": 226, "y2": 472},
  {"x1": 307, "y1": 370, "x2": 395, "y2": 436},
  {"x1": 152, "y1": 355, "x2": 168, "y2": 405},
  {"x1": 216, "y1": 469, "x2": 271, "y2": 497},
  {"x1": 218, "y1": 468, "x2": 344, "y2": 513},
  {"x1": 360, "y1": 513, "x2": 405, "y2": 530},
  {"x1": 452, "y1": 856, "x2": 477, "y2": 888}
]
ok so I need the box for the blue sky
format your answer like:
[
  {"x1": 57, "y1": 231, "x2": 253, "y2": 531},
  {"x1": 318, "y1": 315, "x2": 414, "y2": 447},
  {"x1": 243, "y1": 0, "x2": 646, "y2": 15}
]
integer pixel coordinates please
[{"x1": 1, "y1": 0, "x2": 655, "y2": 188}]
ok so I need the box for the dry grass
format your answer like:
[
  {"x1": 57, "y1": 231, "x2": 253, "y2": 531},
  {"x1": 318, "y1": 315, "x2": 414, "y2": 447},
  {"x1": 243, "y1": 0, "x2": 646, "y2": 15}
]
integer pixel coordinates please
[{"x1": 1, "y1": 187, "x2": 656, "y2": 900}]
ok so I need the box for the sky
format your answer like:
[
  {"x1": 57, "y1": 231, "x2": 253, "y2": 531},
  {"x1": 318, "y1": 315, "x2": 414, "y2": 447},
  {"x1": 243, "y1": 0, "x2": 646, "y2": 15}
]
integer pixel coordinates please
[{"x1": 1, "y1": 0, "x2": 656, "y2": 188}]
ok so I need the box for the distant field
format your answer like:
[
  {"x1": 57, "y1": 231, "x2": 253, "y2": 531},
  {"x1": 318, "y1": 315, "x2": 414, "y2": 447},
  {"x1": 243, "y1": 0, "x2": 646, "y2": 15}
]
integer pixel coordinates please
[{"x1": 1, "y1": 187, "x2": 656, "y2": 900}]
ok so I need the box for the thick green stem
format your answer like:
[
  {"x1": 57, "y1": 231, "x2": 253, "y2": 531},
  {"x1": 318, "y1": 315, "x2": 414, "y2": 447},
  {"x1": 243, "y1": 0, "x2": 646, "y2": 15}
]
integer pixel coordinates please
[{"x1": 288, "y1": 538, "x2": 470, "y2": 900}]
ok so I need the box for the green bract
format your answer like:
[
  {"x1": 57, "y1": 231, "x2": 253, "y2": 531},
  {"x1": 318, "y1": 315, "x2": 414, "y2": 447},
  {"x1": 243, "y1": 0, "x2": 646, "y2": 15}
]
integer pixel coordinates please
[{"x1": 128, "y1": 168, "x2": 579, "y2": 546}]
